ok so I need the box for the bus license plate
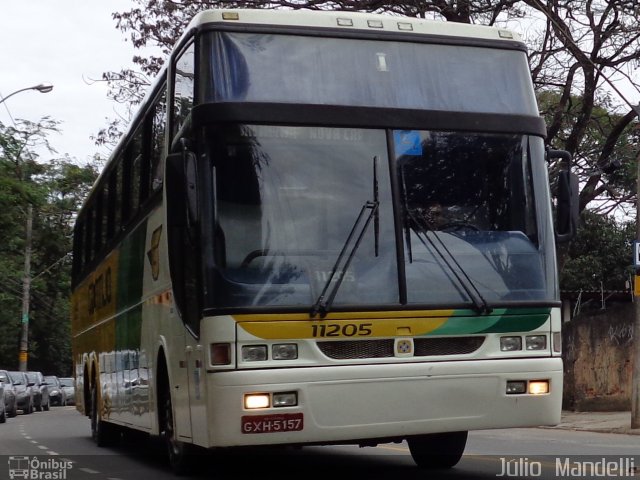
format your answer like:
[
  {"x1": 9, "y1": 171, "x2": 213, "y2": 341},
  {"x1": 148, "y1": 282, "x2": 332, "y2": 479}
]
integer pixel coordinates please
[{"x1": 242, "y1": 413, "x2": 304, "y2": 434}]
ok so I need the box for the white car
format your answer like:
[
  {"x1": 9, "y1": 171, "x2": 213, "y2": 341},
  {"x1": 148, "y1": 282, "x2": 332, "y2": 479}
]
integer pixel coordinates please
[{"x1": 59, "y1": 377, "x2": 75, "y2": 406}]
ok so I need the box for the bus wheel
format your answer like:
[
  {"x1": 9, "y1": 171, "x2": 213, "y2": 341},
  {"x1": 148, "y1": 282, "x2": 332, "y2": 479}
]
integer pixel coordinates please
[
  {"x1": 407, "y1": 431, "x2": 468, "y2": 469},
  {"x1": 160, "y1": 382, "x2": 195, "y2": 475},
  {"x1": 90, "y1": 387, "x2": 119, "y2": 447}
]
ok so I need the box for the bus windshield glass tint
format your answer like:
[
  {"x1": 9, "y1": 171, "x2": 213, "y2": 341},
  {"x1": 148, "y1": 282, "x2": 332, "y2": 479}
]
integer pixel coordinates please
[
  {"x1": 201, "y1": 32, "x2": 538, "y2": 115},
  {"x1": 208, "y1": 126, "x2": 556, "y2": 310}
]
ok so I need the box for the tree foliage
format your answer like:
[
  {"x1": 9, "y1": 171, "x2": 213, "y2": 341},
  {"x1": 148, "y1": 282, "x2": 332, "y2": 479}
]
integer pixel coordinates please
[
  {"x1": 0, "y1": 120, "x2": 98, "y2": 375},
  {"x1": 560, "y1": 210, "x2": 635, "y2": 293}
]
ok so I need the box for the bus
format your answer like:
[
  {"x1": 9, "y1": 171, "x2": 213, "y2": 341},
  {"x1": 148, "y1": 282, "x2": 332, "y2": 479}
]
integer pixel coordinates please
[{"x1": 71, "y1": 8, "x2": 577, "y2": 473}]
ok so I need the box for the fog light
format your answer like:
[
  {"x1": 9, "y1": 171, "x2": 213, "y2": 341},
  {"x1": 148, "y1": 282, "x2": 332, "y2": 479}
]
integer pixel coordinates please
[
  {"x1": 500, "y1": 336, "x2": 522, "y2": 351},
  {"x1": 272, "y1": 344, "x2": 298, "y2": 360},
  {"x1": 525, "y1": 335, "x2": 547, "y2": 350},
  {"x1": 244, "y1": 393, "x2": 270, "y2": 409},
  {"x1": 211, "y1": 343, "x2": 231, "y2": 365},
  {"x1": 506, "y1": 381, "x2": 527, "y2": 394},
  {"x1": 242, "y1": 345, "x2": 267, "y2": 362},
  {"x1": 273, "y1": 392, "x2": 297, "y2": 407},
  {"x1": 528, "y1": 380, "x2": 549, "y2": 395}
]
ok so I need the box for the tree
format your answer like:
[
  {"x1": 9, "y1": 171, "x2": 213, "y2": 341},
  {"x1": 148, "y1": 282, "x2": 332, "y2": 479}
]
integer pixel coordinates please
[
  {"x1": 0, "y1": 120, "x2": 99, "y2": 374},
  {"x1": 560, "y1": 210, "x2": 634, "y2": 293}
]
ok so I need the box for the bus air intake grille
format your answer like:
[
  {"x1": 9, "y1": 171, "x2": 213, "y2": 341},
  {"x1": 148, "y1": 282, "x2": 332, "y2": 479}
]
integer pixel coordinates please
[
  {"x1": 414, "y1": 336, "x2": 485, "y2": 356},
  {"x1": 317, "y1": 337, "x2": 485, "y2": 359}
]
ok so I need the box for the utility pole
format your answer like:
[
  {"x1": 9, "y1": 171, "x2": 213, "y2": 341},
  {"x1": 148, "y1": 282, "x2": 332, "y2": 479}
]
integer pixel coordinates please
[
  {"x1": 18, "y1": 204, "x2": 32, "y2": 372},
  {"x1": 633, "y1": 107, "x2": 640, "y2": 429}
]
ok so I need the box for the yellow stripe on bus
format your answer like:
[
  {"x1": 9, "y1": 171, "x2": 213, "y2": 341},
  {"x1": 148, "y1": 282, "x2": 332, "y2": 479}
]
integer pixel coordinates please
[{"x1": 235, "y1": 312, "x2": 454, "y2": 339}]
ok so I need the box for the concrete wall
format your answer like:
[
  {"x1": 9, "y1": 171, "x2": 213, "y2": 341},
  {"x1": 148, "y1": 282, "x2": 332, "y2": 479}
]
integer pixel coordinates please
[{"x1": 562, "y1": 303, "x2": 635, "y2": 411}]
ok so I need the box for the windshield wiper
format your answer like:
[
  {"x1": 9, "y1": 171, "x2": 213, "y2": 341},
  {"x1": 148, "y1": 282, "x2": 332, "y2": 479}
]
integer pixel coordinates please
[
  {"x1": 310, "y1": 158, "x2": 379, "y2": 318},
  {"x1": 405, "y1": 208, "x2": 492, "y2": 315}
]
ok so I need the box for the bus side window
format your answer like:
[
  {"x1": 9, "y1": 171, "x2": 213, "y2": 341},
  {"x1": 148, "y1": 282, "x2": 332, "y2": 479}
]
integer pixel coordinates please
[
  {"x1": 107, "y1": 170, "x2": 118, "y2": 240},
  {"x1": 172, "y1": 42, "x2": 194, "y2": 142},
  {"x1": 94, "y1": 192, "x2": 104, "y2": 255},
  {"x1": 150, "y1": 88, "x2": 167, "y2": 193},
  {"x1": 84, "y1": 206, "x2": 94, "y2": 267},
  {"x1": 122, "y1": 128, "x2": 143, "y2": 226},
  {"x1": 73, "y1": 221, "x2": 84, "y2": 280}
]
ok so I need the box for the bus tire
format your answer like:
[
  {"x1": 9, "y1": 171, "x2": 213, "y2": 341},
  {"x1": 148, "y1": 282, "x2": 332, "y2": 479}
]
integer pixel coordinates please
[
  {"x1": 160, "y1": 377, "x2": 195, "y2": 475},
  {"x1": 407, "y1": 431, "x2": 468, "y2": 469},
  {"x1": 90, "y1": 386, "x2": 119, "y2": 447}
]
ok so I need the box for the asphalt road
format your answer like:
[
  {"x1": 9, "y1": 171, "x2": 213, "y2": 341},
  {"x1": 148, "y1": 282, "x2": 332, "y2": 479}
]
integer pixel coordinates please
[{"x1": 0, "y1": 406, "x2": 639, "y2": 480}]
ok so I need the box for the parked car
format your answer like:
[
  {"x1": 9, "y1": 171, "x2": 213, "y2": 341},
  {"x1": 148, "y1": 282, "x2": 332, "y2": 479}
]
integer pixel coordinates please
[
  {"x1": 0, "y1": 369, "x2": 18, "y2": 417},
  {"x1": 26, "y1": 371, "x2": 49, "y2": 411},
  {"x1": 58, "y1": 377, "x2": 75, "y2": 406},
  {"x1": 0, "y1": 380, "x2": 6, "y2": 423},
  {"x1": 8, "y1": 371, "x2": 34, "y2": 414},
  {"x1": 43, "y1": 376, "x2": 66, "y2": 406}
]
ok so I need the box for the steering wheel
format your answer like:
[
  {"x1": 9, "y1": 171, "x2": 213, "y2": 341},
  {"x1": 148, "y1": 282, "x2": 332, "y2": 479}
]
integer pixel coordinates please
[{"x1": 240, "y1": 249, "x2": 271, "y2": 268}]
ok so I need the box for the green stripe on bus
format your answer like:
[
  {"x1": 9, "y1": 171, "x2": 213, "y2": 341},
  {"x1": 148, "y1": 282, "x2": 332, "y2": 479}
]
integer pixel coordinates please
[
  {"x1": 116, "y1": 221, "x2": 147, "y2": 351},
  {"x1": 116, "y1": 222, "x2": 147, "y2": 310},
  {"x1": 424, "y1": 308, "x2": 551, "y2": 335}
]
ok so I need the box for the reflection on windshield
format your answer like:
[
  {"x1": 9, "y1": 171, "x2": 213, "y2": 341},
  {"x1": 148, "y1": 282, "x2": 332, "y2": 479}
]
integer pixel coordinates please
[
  {"x1": 397, "y1": 131, "x2": 547, "y2": 304},
  {"x1": 208, "y1": 126, "x2": 554, "y2": 311}
]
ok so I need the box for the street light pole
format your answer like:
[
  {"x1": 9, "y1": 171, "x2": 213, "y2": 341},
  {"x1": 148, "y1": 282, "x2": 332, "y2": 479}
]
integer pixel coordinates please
[
  {"x1": 0, "y1": 83, "x2": 54, "y2": 105},
  {"x1": 18, "y1": 205, "x2": 33, "y2": 372},
  {"x1": 0, "y1": 83, "x2": 53, "y2": 372}
]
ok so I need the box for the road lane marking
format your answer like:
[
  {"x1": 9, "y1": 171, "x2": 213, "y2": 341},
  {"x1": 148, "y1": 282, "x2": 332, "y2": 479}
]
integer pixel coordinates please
[{"x1": 79, "y1": 467, "x2": 100, "y2": 474}]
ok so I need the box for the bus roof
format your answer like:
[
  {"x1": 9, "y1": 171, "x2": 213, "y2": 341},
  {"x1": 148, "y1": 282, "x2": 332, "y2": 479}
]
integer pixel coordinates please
[{"x1": 188, "y1": 8, "x2": 523, "y2": 43}]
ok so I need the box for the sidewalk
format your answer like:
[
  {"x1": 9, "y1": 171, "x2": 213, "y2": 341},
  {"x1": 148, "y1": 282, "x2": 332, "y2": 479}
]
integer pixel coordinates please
[{"x1": 544, "y1": 411, "x2": 640, "y2": 435}]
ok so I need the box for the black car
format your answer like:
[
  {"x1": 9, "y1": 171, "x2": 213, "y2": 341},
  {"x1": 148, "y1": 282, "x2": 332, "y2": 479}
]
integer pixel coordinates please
[
  {"x1": 26, "y1": 371, "x2": 49, "y2": 411},
  {"x1": 0, "y1": 370, "x2": 18, "y2": 417},
  {"x1": 43, "y1": 376, "x2": 67, "y2": 406}
]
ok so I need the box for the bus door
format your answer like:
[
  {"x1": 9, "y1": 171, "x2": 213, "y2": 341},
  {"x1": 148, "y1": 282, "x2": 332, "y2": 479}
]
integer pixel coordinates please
[{"x1": 184, "y1": 333, "x2": 208, "y2": 444}]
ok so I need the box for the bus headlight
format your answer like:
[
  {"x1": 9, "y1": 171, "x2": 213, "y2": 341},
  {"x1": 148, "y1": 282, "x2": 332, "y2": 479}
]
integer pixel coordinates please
[
  {"x1": 273, "y1": 392, "x2": 297, "y2": 407},
  {"x1": 525, "y1": 335, "x2": 547, "y2": 350},
  {"x1": 500, "y1": 336, "x2": 522, "y2": 351},
  {"x1": 242, "y1": 345, "x2": 267, "y2": 362},
  {"x1": 272, "y1": 344, "x2": 298, "y2": 360}
]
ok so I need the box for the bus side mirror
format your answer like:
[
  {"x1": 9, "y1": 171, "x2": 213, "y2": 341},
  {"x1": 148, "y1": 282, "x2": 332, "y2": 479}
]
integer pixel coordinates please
[
  {"x1": 546, "y1": 148, "x2": 578, "y2": 243},
  {"x1": 555, "y1": 169, "x2": 579, "y2": 243},
  {"x1": 184, "y1": 150, "x2": 199, "y2": 231},
  {"x1": 166, "y1": 141, "x2": 199, "y2": 236}
]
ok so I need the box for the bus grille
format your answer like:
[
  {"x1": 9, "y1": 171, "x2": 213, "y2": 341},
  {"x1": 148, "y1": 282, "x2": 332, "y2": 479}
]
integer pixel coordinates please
[{"x1": 317, "y1": 337, "x2": 485, "y2": 360}]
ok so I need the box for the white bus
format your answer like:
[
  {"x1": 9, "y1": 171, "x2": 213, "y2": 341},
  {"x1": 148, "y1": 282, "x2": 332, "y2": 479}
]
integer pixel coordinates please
[{"x1": 71, "y1": 8, "x2": 577, "y2": 473}]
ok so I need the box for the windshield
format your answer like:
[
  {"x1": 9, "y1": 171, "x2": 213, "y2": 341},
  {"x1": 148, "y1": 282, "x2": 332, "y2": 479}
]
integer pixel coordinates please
[
  {"x1": 206, "y1": 126, "x2": 556, "y2": 311},
  {"x1": 9, "y1": 372, "x2": 24, "y2": 384},
  {"x1": 60, "y1": 378, "x2": 74, "y2": 387},
  {"x1": 201, "y1": 32, "x2": 538, "y2": 115}
]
